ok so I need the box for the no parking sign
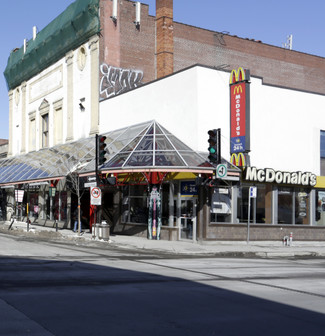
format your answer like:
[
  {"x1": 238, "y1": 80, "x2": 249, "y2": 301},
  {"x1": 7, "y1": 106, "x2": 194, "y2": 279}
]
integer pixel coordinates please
[{"x1": 91, "y1": 187, "x2": 102, "y2": 205}]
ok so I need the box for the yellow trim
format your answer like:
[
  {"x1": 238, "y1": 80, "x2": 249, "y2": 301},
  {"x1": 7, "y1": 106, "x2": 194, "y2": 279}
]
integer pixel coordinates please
[
  {"x1": 166, "y1": 172, "x2": 197, "y2": 180},
  {"x1": 315, "y1": 176, "x2": 325, "y2": 188}
]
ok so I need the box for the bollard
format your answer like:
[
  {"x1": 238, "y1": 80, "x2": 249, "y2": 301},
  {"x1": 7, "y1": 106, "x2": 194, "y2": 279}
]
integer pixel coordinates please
[
  {"x1": 98, "y1": 223, "x2": 103, "y2": 240},
  {"x1": 55, "y1": 220, "x2": 58, "y2": 232},
  {"x1": 283, "y1": 236, "x2": 290, "y2": 246},
  {"x1": 91, "y1": 224, "x2": 96, "y2": 239},
  {"x1": 101, "y1": 221, "x2": 110, "y2": 241},
  {"x1": 27, "y1": 218, "x2": 30, "y2": 232},
  {"x1": 95, "y1": 223, "x2": 100, "y2": 240},
  {"x1": 8, "y1": 217, "x2": 15, "y2": 230}
]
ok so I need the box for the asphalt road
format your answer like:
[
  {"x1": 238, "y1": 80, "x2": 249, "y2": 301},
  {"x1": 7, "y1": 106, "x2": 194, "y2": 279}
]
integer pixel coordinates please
[{"x1": 1, "y1": 233, "x2": 325, "y2": 336}]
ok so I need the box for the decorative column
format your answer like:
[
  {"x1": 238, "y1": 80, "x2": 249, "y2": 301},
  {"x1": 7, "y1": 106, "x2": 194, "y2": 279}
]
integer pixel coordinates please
[
  {"x1": 6, "y1": 188, "x2": 15, "y2": 221},
  {"x1": 168, "y1": 182, "x2": 174, "y2": 226},
  {"x1": 65, "y1": 51, "x2": 74, "y2": 141},
  {"x1": 38, "y1": 190, "x2": 46, "y2": 221},
  {"x1": 20, "y1": 82, "x2": 27, "y2": 154},
  {"x1": 8, "y1": 90, "x2": 13, "y2": 156},
  {"x1": 89, "y1": 35, "x2": 100, "y2": 136}
]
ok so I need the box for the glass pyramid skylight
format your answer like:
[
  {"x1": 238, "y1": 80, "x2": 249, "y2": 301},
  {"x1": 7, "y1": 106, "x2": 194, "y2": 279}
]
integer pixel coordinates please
[
  {"x1": 99, "y1": 120, "x2": 211, "y2": 170},
  {"x1": 0, "y1": 120, "x2": 234, "y2": 185}
]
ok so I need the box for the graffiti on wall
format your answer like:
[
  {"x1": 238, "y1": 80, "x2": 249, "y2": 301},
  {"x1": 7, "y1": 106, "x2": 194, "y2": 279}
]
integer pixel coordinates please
[{"x1": 100, "y1": 64, "x2": 144, "y2": 99}]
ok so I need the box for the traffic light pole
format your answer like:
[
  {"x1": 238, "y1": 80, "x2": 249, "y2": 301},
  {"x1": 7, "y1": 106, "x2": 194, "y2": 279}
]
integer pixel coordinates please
[
  {"x1": 94, "y1": 134, "x2": 108, "y2": 226},
  {"x1": 95, "y1": 134, "x2": 99, "y2": 184},
  {"x1": 95, "y1": 134, "x2": 99, "y2": 225},
  {"x1": 217, "y1": 128, "x2": 221, "y2": 164}
]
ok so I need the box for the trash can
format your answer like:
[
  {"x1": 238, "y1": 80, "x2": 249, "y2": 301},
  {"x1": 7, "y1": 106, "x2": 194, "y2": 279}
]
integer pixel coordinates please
[{"x1": 100, "y1": 221, "x2": 110, "y2": 241}]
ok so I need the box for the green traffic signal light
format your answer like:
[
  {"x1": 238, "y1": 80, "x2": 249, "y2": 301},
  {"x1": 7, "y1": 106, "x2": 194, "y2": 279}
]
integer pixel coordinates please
[
  {"x1": 207, "y1": 129, "x2": 220, "y2": 163},
  {"x1": 97, "y1": 135, "x2": 107, "y2": 166}
]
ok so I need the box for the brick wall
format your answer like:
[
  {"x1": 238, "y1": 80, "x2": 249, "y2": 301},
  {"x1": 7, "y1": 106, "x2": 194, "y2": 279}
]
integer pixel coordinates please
[
  {"x1": 207, "y1": 224, "x2": 325, "y2": 241},
  {"x1": 99, "y1": 0, "x2": 121, "y2": 68},
  {"x1": 119, "y1": 1, "x2": 156, "y2": 82},
  {"x1": 99, "y1": 0, "x2": 155, "y2": 83},
  {"x1": 174, "y1": 23, "x2": 325, "y2": 94},
  {"x1": 100, "y1": 0, "x2": 325, "y2": 94}
]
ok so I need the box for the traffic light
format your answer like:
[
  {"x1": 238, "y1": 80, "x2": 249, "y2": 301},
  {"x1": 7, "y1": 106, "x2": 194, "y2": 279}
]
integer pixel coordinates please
[
  {"x1": 97, "y1": 134, "x2": 107, "y2": 166},
  {"x1": 208, "y1": 129, "x2": 220, "y2": 164}
]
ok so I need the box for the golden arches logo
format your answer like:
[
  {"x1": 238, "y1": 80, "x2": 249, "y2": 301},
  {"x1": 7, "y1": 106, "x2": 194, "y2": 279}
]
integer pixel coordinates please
[
  {"x1": 233, "y1": 85, "x2": 243, "y2": 95},
  {"x1": 229, "y1": 67, "x2": 246, "y2": 84},
  {"x1": 230, "y1": 153, "x2": 246, "y2": 167}
]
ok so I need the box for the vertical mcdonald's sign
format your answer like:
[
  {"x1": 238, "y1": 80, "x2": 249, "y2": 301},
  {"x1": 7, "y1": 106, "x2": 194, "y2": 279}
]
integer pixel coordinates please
[{"x1": 229, "y1": 67, "x2": 250, "y2": 154}]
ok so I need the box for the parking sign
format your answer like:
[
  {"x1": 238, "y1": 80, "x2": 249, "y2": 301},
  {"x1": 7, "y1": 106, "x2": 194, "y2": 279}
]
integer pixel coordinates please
[{"x1": 91, "y1": 187, "x2": 102, "y2": 205}]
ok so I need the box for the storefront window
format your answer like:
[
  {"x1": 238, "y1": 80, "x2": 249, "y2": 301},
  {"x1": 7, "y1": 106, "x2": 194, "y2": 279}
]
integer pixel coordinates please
[
  {"x1": 237, "y1": 184, "x2": 272, "y2": 224},
  {"x1": 161, "y1": 184, "x2": 169, "y2": 226},
  {"x1": 122, "y1": 185, "x2": 149, "y2": 224},
  {"x1": 0, "y1": 189, "x2": 6, "y2": 220},
  {"x1": 210, "y1": 187, "x2": 232, "y2": 223},
  {"x1": 46, "y1": 191, "x2": 67, "y2": 221},
  {"x1": 316, "y1": 190, "x2": 325, "y2": 225},
  {"x1": 320, "y1": 130, "x2": 325, "y2": 175},
  {"x1": 278, "y1": 187, "x2": 310, "y2": 225},
  {"x1": 121, "y1": 184, "x2": 170, "y2": 225}
]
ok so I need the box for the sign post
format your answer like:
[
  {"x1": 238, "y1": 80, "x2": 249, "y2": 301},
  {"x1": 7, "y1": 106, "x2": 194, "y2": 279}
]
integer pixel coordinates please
[
  {"x1": 247, "y1": 186, "x2": 257, "y2": 243},
  {"x1": 91, "y1": 187, "x2": 102, "y2": 206}
]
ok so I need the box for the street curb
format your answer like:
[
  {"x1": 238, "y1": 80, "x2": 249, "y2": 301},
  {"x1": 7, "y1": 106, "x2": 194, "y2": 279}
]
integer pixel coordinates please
[{"x1": 1, "y1": 222, "x2": 325, "y2": 259}]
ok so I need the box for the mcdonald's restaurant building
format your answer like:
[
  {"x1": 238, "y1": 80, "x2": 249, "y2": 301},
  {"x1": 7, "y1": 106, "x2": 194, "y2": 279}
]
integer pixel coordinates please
[{"x1": 97, "y1": 64, "x2": 325, "y2": 241}]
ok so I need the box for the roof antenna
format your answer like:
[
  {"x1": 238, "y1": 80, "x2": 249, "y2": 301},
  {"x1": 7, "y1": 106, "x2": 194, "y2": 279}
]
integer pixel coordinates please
[
  {"x1": 282, "y1": 34, "x2": 293, "y2": 50},
  {"x1": 33, "y1": 26, "x2": 38, "y2": 40}
]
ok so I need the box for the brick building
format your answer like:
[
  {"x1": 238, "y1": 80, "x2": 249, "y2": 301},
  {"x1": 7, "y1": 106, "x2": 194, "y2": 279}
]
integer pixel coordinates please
[
  {"x1": 5, "y1": 0, "x2": 325, "y2": 155},
  {"x1": 99, "y1": 0, "x2": 325, "y2": 96}
]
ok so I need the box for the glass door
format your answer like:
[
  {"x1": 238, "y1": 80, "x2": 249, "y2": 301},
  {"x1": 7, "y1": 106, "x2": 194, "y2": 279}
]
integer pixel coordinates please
[{"x1": 179, "y1": 199, "x2": 197, "y2": 241}]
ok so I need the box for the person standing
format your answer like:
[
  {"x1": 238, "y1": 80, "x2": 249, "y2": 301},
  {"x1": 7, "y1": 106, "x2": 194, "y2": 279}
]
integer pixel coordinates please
[{"x1": 73, "y1": 206, "x2": 83, "y2": 233}]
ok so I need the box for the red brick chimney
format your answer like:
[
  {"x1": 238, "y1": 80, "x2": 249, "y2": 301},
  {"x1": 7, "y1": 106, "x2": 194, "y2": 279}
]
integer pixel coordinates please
[{"x1": 156, "y1": 0, "x2": 174, "y2": 79}]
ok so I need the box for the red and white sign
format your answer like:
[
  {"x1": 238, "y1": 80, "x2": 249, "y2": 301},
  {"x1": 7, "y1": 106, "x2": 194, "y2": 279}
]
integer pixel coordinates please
[
  {"x1": 15, "y1": 190, "x2": 24, "y2": 203},
  {"x1": 230, "y1": 83, "x2": 246, "y2": 139},
  {"x1": 229, "y1": 67, "x2": 250, "y2": 154},
  {"x1": 91, "y1": 187, "x2": 102, "y2": 205}
]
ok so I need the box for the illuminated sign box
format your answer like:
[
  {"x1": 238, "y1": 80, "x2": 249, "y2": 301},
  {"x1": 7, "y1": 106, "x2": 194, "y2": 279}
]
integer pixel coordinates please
[{"x1": 229, "y1": 67, "x2": 250, "y2": 154}]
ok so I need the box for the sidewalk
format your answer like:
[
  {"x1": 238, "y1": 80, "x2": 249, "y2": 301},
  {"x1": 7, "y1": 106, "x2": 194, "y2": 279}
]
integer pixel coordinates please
[{"x1": 1, "y1": 220, "x2": 325, "y2": 258}]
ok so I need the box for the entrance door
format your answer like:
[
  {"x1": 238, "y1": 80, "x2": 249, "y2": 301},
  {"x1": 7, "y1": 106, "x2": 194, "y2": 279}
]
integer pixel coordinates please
[{"x1": 179, "y1": 199, "x2": 197, "y2": 241}]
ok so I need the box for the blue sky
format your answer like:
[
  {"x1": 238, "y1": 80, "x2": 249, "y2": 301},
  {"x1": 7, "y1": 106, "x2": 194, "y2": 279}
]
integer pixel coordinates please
[{"x1": 1, "y1": 0, "x2": 324, "y2": 139}]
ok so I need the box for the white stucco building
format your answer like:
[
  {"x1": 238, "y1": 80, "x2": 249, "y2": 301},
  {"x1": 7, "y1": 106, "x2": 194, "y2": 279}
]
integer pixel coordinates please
[{"x1": 100, "y1": 65, "x2": 325, "y2": 175}]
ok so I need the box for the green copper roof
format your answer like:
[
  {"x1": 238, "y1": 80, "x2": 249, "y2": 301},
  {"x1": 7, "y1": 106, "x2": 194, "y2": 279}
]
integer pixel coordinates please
[{"x1": 4, "y1": 0, "x2": 100, "y2": 90}]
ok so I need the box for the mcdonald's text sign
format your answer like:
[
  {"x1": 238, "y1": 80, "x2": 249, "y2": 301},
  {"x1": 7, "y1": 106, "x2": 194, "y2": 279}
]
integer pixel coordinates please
[
  {"x1": 229, "y1": 68, "x2": 250, "y2": 154},
  {"x1": 243, "y1": 167, "x2": 317, "y2": 187}
]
